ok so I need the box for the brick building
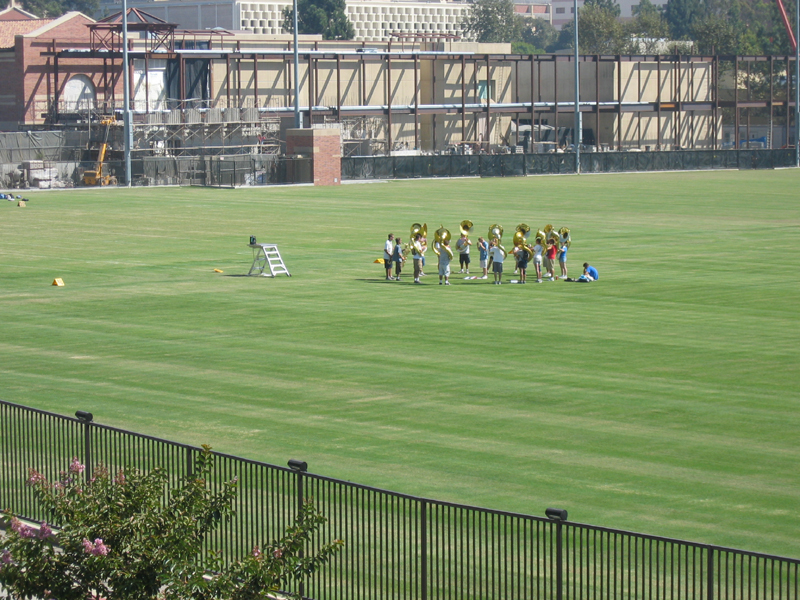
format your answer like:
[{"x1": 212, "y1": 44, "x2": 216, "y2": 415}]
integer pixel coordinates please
[{"x1": 0, "y1": 11, "x2": 101, "y2": 130}]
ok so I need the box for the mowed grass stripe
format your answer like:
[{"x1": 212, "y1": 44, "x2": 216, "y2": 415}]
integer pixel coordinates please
[{"x1": 1, "y1": 170, "x2": 798, "y2": 557}]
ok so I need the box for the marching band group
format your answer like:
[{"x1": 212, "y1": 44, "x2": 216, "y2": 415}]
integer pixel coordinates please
[{"x1": 383, "y1": 222, "x2": 597, "y2": 285}]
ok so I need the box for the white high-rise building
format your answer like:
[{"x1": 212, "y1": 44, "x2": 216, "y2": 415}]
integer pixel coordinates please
[{"x1": 99, "y1": 0, "x2": 474, "y2": 41}]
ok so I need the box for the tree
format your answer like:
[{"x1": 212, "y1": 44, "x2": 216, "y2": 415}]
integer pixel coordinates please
[
  {"x1": 462, "y1": 0, "x2": 524, "y2": 43},
  {"x1": 20, "y1": 0, "x2": 97, "y2": 18},
  {"x1": 663, "y1": 0, "x2": 703, "y2": 39},
  {"x1": 283, "y1": 0, "x2": 354, "y2": 40},
  {"x1": 691, "y1": 13, "x2": 739, "y2": 54},
  {"x1": 0, "y1": 448, "x2": 344, "y2": 600},
  {"x1": 626, "y1": 0, "x2": 669, "y2": 53},
  {"x1": 584, "y1": 0, "x2": 621, "y2": 18},
  {"x1": 578, "y1": 3, "x2": 627, "y2": 54},
  {"x1": 521, "y1": 17, "x2": 558, "y2": 53}
]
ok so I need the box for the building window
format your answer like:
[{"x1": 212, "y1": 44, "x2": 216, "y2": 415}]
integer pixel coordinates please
[{"x1": 556, "y1": 7, "x2": 565, "y2": 13}]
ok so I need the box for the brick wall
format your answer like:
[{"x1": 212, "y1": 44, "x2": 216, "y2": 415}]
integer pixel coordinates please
[
  {"x1": 286, "y1": 128, "x2": 341, "y2": 186},
  {"x1": 0, "y1": 13, "x2": 123, "y2": 129}
]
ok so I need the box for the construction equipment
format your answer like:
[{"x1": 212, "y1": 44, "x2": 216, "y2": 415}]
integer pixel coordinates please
[{"x1": 83, "y1": 117, "x2": 118, "y2": 186}]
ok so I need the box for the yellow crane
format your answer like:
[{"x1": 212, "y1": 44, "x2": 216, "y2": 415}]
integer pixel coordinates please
[{"x1": 83, "y1": 117, "x2": 118, "y2": 186}]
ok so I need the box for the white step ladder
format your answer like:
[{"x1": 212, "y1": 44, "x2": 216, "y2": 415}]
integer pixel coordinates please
[{"x1": 248, "y1": 243, "x2": 291, "y2": 277}]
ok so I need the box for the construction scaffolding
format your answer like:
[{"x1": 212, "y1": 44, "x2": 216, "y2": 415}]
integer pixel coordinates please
[{"x1": 133, "y1": 108, "x2": 282, "y2": 157}]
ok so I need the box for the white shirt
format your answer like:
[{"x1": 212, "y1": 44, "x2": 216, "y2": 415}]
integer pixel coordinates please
[
  {"x1": 488, "y1": 246, "x2": 505, "y2": 263},
  {"x1": 456, "y1": 238, "x2": 470, "y2": 255},
  {"x1": 384, "y1": 239, "x2": 394, "y2": 260}
]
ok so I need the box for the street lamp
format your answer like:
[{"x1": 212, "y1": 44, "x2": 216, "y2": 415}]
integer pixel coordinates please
[
  {"x1": 122, "y1": 0, "x2": 132, "y2": 186},
  {"x1": 293, "y1": 0, "x2": 301, "y2": 129},
  {"x1": 574, "y1": 0, "x2": 581, "y2": 174}
]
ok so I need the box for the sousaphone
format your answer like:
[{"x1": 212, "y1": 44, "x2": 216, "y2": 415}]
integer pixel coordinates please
[
  {"x1": 410, "y1": 222, "x2": 427, "y2": 255},
  {"x1": 516, "y1": 223, "x2": 531, "y2": 240},
  {"x1": 488, "y1": 224, "x2": 507, "y2": 258},
  {"x1": 513, "y1": 230, "x2": 534, "y2": 262},
  {"x1": 559, "y1": 227, "x2": 571, "y2": 248},
  {"x1": 433, "y1": 224, "x2": 454, "y2": 259}
]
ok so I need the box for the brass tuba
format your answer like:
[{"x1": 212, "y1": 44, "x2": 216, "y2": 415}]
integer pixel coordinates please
[
  {"x1": 545, "y1": 224, "x2": 560, "y2": 247},
  {"x1": 512, "y1": 231, "x2": 533, "y2": 262},
  {"x1": 516, "y1": 223, "x2": 531, "y2": 240},
  {"x1": 460, "y1": 219, "x2": 474, "y2": 237},
  {"x1": 434, "y1": 225, "x2": 454, "y2": 259},
  {"x1": 488, "y1": 223, "x2": 507, "y2": 259},
  {"x1": 559, "y1": 227, "x2": 571, "y2": 248},
  {"x1": 410, "y1": 222, "x2": 426, "y2": 256}
]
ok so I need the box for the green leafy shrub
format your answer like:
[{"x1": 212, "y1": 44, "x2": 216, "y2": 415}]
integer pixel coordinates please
[{"x1": 0, "y1": 447, "x2": 343, "y2": 600}]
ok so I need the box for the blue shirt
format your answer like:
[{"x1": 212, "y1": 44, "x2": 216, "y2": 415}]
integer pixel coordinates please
[{"x1": 586, "y1": 266, "x2": 598, "y2": 280}]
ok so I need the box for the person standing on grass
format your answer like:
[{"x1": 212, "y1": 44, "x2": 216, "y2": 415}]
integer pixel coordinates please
[
  {"x1": 384, "y1": 233, "x2": 395, "y2": 280},
  {"x1": 477, "y1": 236, "x2": 489, "y2": 279},
  {"x1": 544, "y1": 239, "x2": 558, "y2": 281},
  {"x1": 420, "y1": 235, "x2": 428, "y2": 276},
  {"x1": 512, "y1": 244, "x2": 528, "y2": 283},
  {"x1": 487, "y1": 238, "x2": 506, "y2": 285},
  {"x1": 456, "y1": 232, "x2": 472, "y2": 274},
  {"x1": 393, "y1": 237, "x2": 405, "y2": 280},
  {"x1": 532, "y1": 237, "x2": 544, "y2": 283},
  {"x1": 558, "y1": 240, "x2": 569, "y2": 279},
  {"x1": 438, "y1": 239, "x2": 452, "y2": 285},
  {"x1": 412, "y1": 234, "x2": 423, "y2": 284}
]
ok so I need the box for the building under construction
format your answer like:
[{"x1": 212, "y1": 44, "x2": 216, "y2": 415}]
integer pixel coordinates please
[{"x1": 0, "y1": 8, "x2": 798, "y2": 185}]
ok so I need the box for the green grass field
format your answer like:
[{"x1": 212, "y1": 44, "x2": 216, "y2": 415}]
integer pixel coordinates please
[{"x1": 1, "y1": 170, "x2": 798, "y2": 558}]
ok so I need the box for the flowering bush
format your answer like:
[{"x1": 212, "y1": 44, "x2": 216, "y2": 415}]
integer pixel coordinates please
[{"x1": 0, "y1": 446, "x2": 343, "y2": 600}]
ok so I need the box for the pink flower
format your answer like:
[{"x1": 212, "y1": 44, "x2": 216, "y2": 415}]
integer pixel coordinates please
[
  {"x1": 1, "y1": 550, "x2": 12, "y2": 564},
  {"x1": 115, "y1": 471, "x2": 126, "y2": 485},
  {"x1": 83, "y1": 538, "x2": 109, "y2": 556},
  {"x1": 26, "y1": 469, "x2": 46, "y2": 486},
  {"x1": 10, "y1": 518, "x2": 35, "y2": 539},
  {"x1": 69, "y1": 457, "x2": 85, "y2": 475},
  {"x1": 93, "y1": 539, "x2": 109, "y2": 556},
  {"x1": 38, "y1": 523, "x2": 53, "y2": 539},
  {"x1": 273, "y1": 548, "x2": 283, "y2": 559},
  {"x1": 252, "y1": 546, "x2": 262, "y2": 558}
]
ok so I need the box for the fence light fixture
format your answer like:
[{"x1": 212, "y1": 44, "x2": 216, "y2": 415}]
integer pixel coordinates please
[
  {"x1": 75, "y1": 410, "x2": 93, "y2": 423},
  {"x1": 546, "y1": 507, "x2": 568, "y2": 522},
  {"x1": 288, "y1": 459, "x2": 307, "y2": 473}
]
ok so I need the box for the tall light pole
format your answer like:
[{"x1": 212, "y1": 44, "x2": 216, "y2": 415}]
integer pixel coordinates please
[
  {"x1": 122, "y1": 0, "x2": 132, "y2": 186},
  {"x1": 795, "y1": 0, "x2": 799, "y2": 167},
  {"x1": 293, "y1": 0, "x2": 301, "y2": 129},
  {"x1": 574, "y1": 0, "x2": 581, "y2": 174}
]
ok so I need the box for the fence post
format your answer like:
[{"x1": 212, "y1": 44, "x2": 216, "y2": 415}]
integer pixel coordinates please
[
  {"x1": 75, "y1": 411, "x2": 93, "y2": 479},
  {"x1": 546, "y1": 507, "x2": 568, "y2": 600},
  {"x1": 556, "y1": 520, "x2": 564, "y2": 600},
  {"x1": 707, "y1": 546, "x2": 714, "y2": 600},
  {"x1": 420, "y1": 499, "x2": 428, "y2": 600},
  {"x1": 288, "y1": 460, "x2": 307, "y2": 599}
]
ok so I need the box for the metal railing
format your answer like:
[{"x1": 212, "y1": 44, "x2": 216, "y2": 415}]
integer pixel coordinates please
[
  {"x1": 1, "y1": 399, "x2": 798, "y2": 600},
  {"x1": 341, "y1": 149, "x2": 797, "y2": 180}
]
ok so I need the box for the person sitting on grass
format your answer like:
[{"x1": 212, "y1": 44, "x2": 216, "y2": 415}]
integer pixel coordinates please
[{"x1": 566, "y1": 263, "x2": 599, "y2": 282}]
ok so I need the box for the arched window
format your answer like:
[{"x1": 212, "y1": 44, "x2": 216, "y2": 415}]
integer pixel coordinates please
[{"x1": 63, "y1": 75, "x2": 95, "y2": 112}]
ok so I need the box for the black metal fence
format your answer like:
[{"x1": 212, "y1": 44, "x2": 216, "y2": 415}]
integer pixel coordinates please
[
  {"x1": 341, "y1": 149, "x2": 797, "y2": 180},
  {"x1": 2, "y1": 399, "x2": 798, "y2": 600}
]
